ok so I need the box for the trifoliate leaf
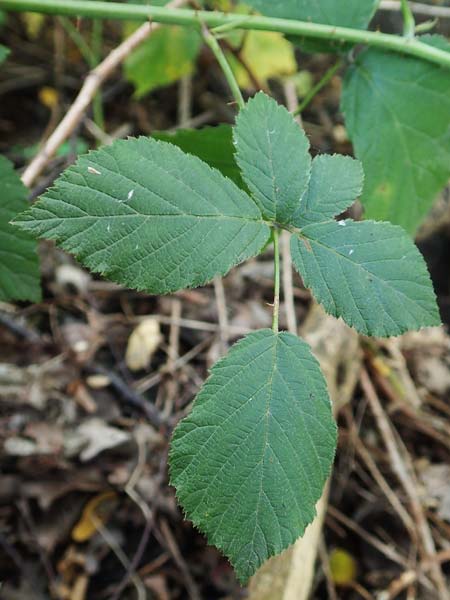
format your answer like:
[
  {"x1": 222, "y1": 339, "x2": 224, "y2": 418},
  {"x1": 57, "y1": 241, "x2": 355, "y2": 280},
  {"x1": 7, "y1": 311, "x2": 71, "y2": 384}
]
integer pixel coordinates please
[
  {"x1": 234, "y1": 92, "x2": 311, "y2": 224},
  {"x1": 292, "y1": 154, "x2": 364, "y2": 227},
  {"x1": 124, "y1": 26, "x2": 201, "y2": 97},
  {"x1": 153, "y1": 125, "x2": 244, "y2": 188},
  {"x1": 342, "y1": 41, "x2": 450, "y2": 234},
  {"x1": 0, "y1": 156, "x2": 41, "y2": 302},
  {"x1": 13, "y1": 137, "x2": 270, "y2": 295},
  {"x1": 170, "y1": 329, "x2": 336, "y2": 582},
  {"x1": 291, "y1": 219, "x2": 440, "y2": 337}
]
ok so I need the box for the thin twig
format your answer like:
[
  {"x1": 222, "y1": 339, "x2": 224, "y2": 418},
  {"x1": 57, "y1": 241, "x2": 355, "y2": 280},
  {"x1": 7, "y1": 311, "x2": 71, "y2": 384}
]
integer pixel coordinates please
[
  {"x1": 21, "y1": 0, "x2": 187, "y2": 187},
  {"x1": 159, "y1": 519, "x2": 201, "y2": 600},
  {"x1": 110, "y1": 428, "x2": 154, "y2": 600},
  {"x1": 361, "y1": 368, "x2": 450, "y2": 599},
  {"x1": 213, "y1": 276, "x2": 229, "y2": 353}
]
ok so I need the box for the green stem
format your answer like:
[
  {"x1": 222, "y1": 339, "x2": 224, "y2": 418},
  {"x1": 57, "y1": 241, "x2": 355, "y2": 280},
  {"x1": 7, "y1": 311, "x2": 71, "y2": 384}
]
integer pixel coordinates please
[
  {"x1": 272, "y1": 228, "x2": 280, "y2": 333},
  {"x1": 91, "y1": 18, "x2": 105, "y2": 133},
  {"x1": 295, "y1": 58, "x2": 343, "y2": 115},
  {"x1": 59, "y1": 16, "x2": 96, "y2": 67},
  {"x1": 202, "y1": 26, "x2": 244, "y2": 109},
  {"x1": 401, "y1": 0, "x2": 415, "y2": 38},
  {"x1": 2, "y1": 0, "x2": 450, "y2": 69}
]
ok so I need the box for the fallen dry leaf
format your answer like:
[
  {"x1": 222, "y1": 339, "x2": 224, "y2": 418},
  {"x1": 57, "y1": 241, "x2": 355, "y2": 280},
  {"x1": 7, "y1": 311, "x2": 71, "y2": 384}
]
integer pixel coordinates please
[{"x1": 125, "y1": 317, "x2": 162, "y2": 371}]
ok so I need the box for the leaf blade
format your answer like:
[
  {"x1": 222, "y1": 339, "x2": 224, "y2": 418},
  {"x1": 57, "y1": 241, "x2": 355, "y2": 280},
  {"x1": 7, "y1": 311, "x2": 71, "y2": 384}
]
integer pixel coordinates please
[
  {"x1": 14, "y1": 137, "x2": 270, "y2": 295},
  {"x1": 245, "y1": 0, "x2": 378, "y2": 29},
  {"x1": 342, "y1": 41, "x2": 450, "y2": 233},
  {"x1": 291, "y1": 219, "x2": 440, "y2": 337},
  {"x1": 0, "y1": 156, "x2": 41, "y2": 302},
  {"x1": 234, "y1": 92, "x2": 311, "y2": 224},
  {"x1": 153, "y1": 125, "x2": 244, "y2": 188},
  {"x1": 292, "y1": 154, "x2": 364, "y2": 227},
  {"x1": 170, "y1": 329, "x2": 336, "y2": 582}
]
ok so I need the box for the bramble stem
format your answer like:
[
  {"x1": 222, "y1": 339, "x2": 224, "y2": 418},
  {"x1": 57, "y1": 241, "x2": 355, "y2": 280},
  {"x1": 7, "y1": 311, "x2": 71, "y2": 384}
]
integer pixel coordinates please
[
  {"x1": 295, "y1": 59, "x2": 343, "y2": 115},
  {"x1": 401, "y1": 0, "x2": 416, "y2": 37},
  {"x1": 272, "y1": 228, "x2": 280, "y2": 333},
  {"x1": 2, "y1": 0, "x2": 450, "y2": 69},
  {"x1": 202, "y1": 26, "x2": 245, "y2": 110}
]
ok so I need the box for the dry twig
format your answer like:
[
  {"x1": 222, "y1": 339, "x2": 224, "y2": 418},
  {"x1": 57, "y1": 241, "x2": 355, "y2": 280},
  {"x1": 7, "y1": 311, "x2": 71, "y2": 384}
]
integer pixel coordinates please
[
  {"x1": 21, "y1": 0, "x2": 187, "y2": 187},
  {"x1": 361, "y1": 368, "x2": 449, "y2": 599}
]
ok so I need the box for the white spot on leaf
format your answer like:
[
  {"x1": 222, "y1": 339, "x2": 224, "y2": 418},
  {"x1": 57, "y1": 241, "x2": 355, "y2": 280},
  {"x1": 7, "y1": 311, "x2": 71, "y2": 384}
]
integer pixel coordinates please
[{"x1": 87, "y1": 166, "x2": 101, "y2": 175}]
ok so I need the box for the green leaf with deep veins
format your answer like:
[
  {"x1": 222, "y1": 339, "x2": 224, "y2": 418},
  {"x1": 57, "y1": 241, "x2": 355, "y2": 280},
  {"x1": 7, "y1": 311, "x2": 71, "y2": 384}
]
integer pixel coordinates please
[
  {"x1": 234, "y1": 92, "x2": 311, "y2": 224},
  {"x1": 0, "y1": 156, "x2": 41, "y2": 302},
  {"x1": 342, "y1": 38, "x2": 450, "y2": 234},
  {"x1": 292, "y1": 154, "x2": 364, "y2": 227},
  {"x1": 291, "y1": 219, "x2": 440, "y2": 337},
  {"x1": 170, "y1": 328, "x2": 336, "y2": 582},
  {"x1": 13, "y1": 137, "x2": 270, "y2": 294}
]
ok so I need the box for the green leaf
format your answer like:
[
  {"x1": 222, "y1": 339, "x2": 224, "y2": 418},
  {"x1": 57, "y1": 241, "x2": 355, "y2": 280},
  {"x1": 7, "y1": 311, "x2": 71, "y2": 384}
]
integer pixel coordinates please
[
  {"x1": 342, "y1": 40, "x2": 450, "y2": 234},
  {"x1": 124, "y1": 25, "x2": 201, "y2": 97},
  {"x1": 292, "y1": 154, "x2": 364, "y2": 227},
  {"x1": 153, "y1": 125, "x2": 244, "y2": 188},
  {"x1": 13, "y1": 137, "x2": 270, "y2": 295},
  {"x1": 234, "y1": 92, "x2": 311, "y2": 224},
  {"x1": 0, "y1": 44, "x2": 9, "y2": 65},
  {"x1": 170, "y1": 328, "x2": 336, "y2": 582},
  {"x1": 245, "y1": 0, "x2": 378, "y2": 29},
  {"x1": 0, "y1": 156, "x2": 41, "y2": 302},
  {"x1": 291, "y1": 219, "x2": 440, "y2": 337}
]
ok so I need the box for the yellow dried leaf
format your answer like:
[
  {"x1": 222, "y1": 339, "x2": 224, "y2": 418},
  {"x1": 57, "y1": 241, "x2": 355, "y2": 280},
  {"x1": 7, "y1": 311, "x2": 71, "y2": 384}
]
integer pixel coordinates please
[
  {"x1": 38, "y1": 86, "x2": 59, "y2": 110},
  {"x1": 125, "y1": 317, "x2": 162, "y2": 371},
  {"x1": 229, "y1": 31, "x2": 297, "y2": 89},
  {"x1": 72, "y1": 491, "x2": 117, "y2": 542},
  {"x1": 21, "y1": 12, "x2": 45, "y2": 39},
  {"x1": 329, "y1": 548, "x2": 357, "y2": 586}
]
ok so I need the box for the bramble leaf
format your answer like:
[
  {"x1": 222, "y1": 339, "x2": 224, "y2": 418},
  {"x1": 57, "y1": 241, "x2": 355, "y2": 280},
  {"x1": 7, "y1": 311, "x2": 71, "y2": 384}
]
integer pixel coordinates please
[
  {"x1": 170, "y1": 328, "x2": 336, "y2": 582},
  {"x1": 153, "y1": 125, "x2": 244, "y2": 188},
  {"x1": 0, "y1": 156, "x2": 41, "y2": 302},
  {"x1": 124, "y1": 25, "x2": 201, "y2": 97},
  {"x1": 291, "y1": 219, "x2": 440, "y2": 337},
  {"x1": 292, "y1": 154, "x2": 364, "y2": 227},
  {"x1": 13, "y1": 137, "x2": 270, "y2": 295},
  {"x1": 245, "y1": 0, "x2": 378, "y2": 29},
  {"x1": 234, "y1": 92, "x2": 311, "y2": 224},
  {"x1": 342, "y1": 39, "x2": 450, "y2": 234}
]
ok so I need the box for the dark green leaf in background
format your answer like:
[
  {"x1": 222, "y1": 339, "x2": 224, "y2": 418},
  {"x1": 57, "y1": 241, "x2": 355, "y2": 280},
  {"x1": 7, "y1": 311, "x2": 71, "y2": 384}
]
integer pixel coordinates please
[
  {"x1": 170, "y1": 328, "x2": 336, "y2": 582},
  {"x1": 153, "y1": 125, "x2": 244, "y2": 188},
  {"x1": 244, "y1": 0, "x2": 378, "y2": 29},
  {"x1": 342, "y1": 36, "x2": 450, "y2": 234},
  {"x1": 13, "y1": 138, "x2": 270, "y2": 294},
  {"x1": 0, "y1": 156, "x2": 41, "y2": 302}
]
